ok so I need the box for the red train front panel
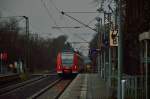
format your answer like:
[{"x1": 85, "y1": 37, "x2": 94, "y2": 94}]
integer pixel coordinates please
[{"x1": 56, "y1": 51, "x2": 79, "y2": 75}]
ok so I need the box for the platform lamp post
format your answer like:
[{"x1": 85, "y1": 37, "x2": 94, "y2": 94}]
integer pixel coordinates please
[
  {"x1": 22, "y1": 16, "x2": 29, "y2": 73},
  {"x1": 116, "y1": 0, "x2": 123, "y2": 98},
  {"x1": 139, "y1": 31, "x2": 150, "y2": 99},
  {"x1": 95, "y1": 17, "x2": 102, "y2": 74},
  {"x1": 145, "y1": 39, "x2": 148, "y2": 99},
  {"x1": 95, "y1": 17, "x2": 101, "y2": 74}
]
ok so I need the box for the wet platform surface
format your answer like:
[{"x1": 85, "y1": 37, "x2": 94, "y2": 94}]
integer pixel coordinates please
[{"x1": 59, "y1": 74, "x2": 108, "y2": 99}]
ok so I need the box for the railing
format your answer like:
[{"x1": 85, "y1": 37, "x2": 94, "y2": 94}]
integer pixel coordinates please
[
  {"x1": 123, "y1": 75, "x2": 145, "y2": 99},
  {"x1": 110, "y1": 75, "x2": 146, "y2": 99}
]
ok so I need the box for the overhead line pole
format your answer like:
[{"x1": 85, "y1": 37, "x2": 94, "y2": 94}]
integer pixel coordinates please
[
  {"x1": 117, "y1": 0, "x2": 123, "y2": 99},
  {"x1": 22, "y1": 16, "x2": 29, "y2": 72},
  {"x1": 96, "y1": 17, "x2": 101, "y2": 74}
]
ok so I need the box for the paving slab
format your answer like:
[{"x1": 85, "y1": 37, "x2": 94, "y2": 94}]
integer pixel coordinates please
[{"x1": 59, "y1": 73, "x2": 108, "y2": 99}]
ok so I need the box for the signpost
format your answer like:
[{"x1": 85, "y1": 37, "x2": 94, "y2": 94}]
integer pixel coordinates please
[
  {"x1": 89, "y1": 48, "x2": 101, "y2": 56},
  {"x1": 110, "y1": 30, "x2": 118, "y2": 46}
]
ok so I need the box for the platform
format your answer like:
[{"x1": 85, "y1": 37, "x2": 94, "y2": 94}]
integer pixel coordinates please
[{"x1": 59, "y1": 74, "x2": 108, "y2": 99}]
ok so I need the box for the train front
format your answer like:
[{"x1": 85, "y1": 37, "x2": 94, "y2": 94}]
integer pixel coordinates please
[{"x1": 56, "y1": 51, "x2": 78, "y2": 75}]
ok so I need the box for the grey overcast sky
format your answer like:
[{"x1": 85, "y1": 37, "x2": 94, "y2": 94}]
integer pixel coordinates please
[{"x1": 0, "y1": 0, "x2": 109, "y2": 55}]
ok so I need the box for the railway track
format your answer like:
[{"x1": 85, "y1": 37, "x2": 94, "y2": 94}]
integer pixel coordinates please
[
  {"x1": 0, "y1": 74, "x2": 58, "y2": 99},
  {"x1": 0, "y1": 75, "x2": 47, "y2": 95},
  {"x1": 0, "y1": 74, "x2": 42, "y2": 89},
  {"x1": 28, "y1": 76, "x2": 75, "y2": 99},
  {"x1": 0, "y1": 74, "x2": 20, "y2": 84},
  {"x1": 0, "y1": 74, "x2": 20, "y2": 89}
]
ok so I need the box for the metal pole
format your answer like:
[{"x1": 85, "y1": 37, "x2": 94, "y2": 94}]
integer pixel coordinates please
[
  {"x1": 23, "y1": 16, "x2": 29, "y2": 72},
  {"x1": 102, "y1": 50, "x2": 105, "y2": 79},
  {"x1": 117, "y1": 0, "x2": 122, "y2": 98},
  {"x1": 101, "y1": 51, "x2": 103, "y2": 77},
  {"x1": 97, "y1": 33, "x2": 100, "y2": 73},
  {"x1": 121, "y1": 80, "x2": 126, "y2": 99},
  {"x1": 145, "y1": 40, "x2": 148, "y2": 99},
  {"x1": 98, "y1": 20, "x2": 100, "y2": 73},
  {"x1": 104, "y1": 51, "x2": 106, "y2": 80},
  {"x1": 100, "y1": 18, "x2": 103, "y2": 77},
  {"x1": 98, "y1": 54, "x2": 100, "y2": 73},
  {"x1": 109, "y1": 47, "x2": 112, "y2": 86},
  {"x1": 27, "y1": 17, "x2": 29, "y2": 72},
  {"x1": 98, "y1": 34, "x2": 101, "y2": 74},
  {"x1": 96, "y1": 17, "x2": 101, "y2": 74}
]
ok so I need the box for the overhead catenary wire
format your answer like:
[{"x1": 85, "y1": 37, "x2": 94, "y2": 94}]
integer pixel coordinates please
[
  {"x1": 49, "y1": 0, "x2": 95, "y2": 55},
  {"x1": 61, "y1": 16, "x2": 89, "y2": 42},
  {"x1": 49, "y1": 0, "x2": 96, "y2": 29},
  {"x1": 61, "y1": 11, "x2": 97, "y2": 32},
  {"x1": 41, "y1": 0, "x2": 57, "y2": 26},
  {"x1": 48, "y1": 0, "x2": 89, "y2": 42},
  {"x1": 47, "y1": 0, "x2": 97, "y2": 54},
  {"x1": 48, "y1": 0, "x2": 79, "y2": 28},
  {"x1": 41, "y1": 0, "x2": 69, "y2": 35},
  {"x1": 58, "y1": 11, "x2": 89, "y2": 42},
  {"x1": 49, "y1": 0, "x2": 61, "y2": 13},
  {"x1": 61, "y1": 12, "x2": 96, "y2": 43},
  {"x1": 43, "y1": 0, "x2": 99, "y2": 47}
]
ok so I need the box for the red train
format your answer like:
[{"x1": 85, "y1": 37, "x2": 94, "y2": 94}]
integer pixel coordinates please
[{"x1": 56, "y1": 50, "x2": 84, "y2": 75}]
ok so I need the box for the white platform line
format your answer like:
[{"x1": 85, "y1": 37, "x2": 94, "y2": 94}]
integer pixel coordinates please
[{"x1": 80, "y1": 74, "x2": 88, "y2": 99}]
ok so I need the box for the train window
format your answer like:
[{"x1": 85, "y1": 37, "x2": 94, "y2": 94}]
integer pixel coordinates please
[{"x1": 62, "y1": 52, "x2": 74, "y2": 66}]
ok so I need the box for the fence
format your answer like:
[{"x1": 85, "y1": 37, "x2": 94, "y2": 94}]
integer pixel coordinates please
[
  {"x1": 123, "y1": 75, "x2": 145, "y2": 99},
  {"x1": 110, "y1": 75, "x2": 146, "y2": 99}
]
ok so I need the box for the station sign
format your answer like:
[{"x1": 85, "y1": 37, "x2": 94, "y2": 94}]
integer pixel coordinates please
[
  {"x1": 110, "y1": 30, "x2": 118, "y2": 46},
  {"x1": 89, "y1": 48, "x2": 101, "y2": 56}
]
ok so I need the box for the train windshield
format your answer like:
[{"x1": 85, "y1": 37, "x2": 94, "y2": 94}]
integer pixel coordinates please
[{"x1": 62, "y1": 52, "x2": 74, "y2": 66}]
